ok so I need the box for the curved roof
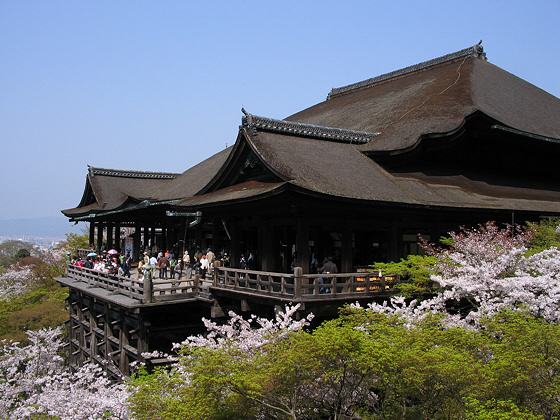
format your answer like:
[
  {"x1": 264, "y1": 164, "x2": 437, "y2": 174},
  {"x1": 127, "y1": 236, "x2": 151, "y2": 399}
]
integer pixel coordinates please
[
  {"x1": 62, "y1": 44, "x2": 560, "y2": 219},
  {"x1": 62, "y1": 167, "x2": 180, "y2": 217},
  {"x1": 286, "y1": 46, "x2": 560, "y2": 154},
  {"x1": 150, "y1": 146, "x2": 233, "y2": 201}
]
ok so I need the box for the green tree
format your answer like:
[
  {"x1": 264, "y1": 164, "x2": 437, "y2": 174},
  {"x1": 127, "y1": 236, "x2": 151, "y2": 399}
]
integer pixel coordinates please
[
  {"x1": 527, "y1": 218, "x2": 560, "y2": 254},
  {"x1": 14, "y1": 248, "x2": 31, "y2": 260},
  {"x1": 369, "y1": 254, "x2": 438, "y2": 297},
  {"x1": 0, "y1": 240, "x2": 35, "y2": 267},
  {"x1": 59, "y1": 232, "x2": 90, "y2": 255}
]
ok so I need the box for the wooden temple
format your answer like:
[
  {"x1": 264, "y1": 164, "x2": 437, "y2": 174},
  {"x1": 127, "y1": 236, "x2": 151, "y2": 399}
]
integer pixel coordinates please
[{"x1": 58, "y1": 43, "x2": 560, "y2": 376}]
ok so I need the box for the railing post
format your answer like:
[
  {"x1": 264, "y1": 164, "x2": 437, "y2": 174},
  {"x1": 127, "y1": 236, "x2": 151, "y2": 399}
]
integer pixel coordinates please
[
  {"x1": 213, "y1": 261, "x2": 221, "y2": 286},
  {"x1": 294, "y1": 267, "x2": 302, "y2": 299},
  {"x1": 143, "y1": 275, "x2": 153, "y2": 303},
  {"x1": 194, "y1": 275, "x2": 200, "y2": 294}
]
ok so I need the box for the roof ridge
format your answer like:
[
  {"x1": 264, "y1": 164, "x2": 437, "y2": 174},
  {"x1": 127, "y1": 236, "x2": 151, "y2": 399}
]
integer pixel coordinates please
[
  {"x1": 241, "y1": 109, "x2": 379, "y2": 144},
  {"x1": 327, "y1": 43, "x2": 487, "y2": 100},
  {"x1": 88, "y1": 166, "x2": 180, "y2": 179}
]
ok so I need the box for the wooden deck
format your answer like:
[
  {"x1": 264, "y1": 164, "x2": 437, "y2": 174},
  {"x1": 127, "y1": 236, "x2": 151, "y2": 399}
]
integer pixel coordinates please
[
  {"x1": 59, "y1": 263, "x2": 400, "y2": 306},
  {"x1": 57, "y1": 263, "x2": 402, "y2": 378}
]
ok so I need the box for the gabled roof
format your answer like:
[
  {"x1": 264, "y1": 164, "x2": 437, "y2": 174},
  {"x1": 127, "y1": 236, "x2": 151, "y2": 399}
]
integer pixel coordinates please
[
  {"x1": 177, "y1": 43, "x2": 560, "y2": 214},
  {"x1": 62, "y1": 44, "x2": 560, "y2": 219},
  {"x1": 62, "y1": 166, "x2": 180, "y2": 217},
  {"x1": 149, "y1": 146, "x2": 233, "y2": 201},
  {"x1": 286, "y1": 44, "x2": 560, "y2": 154}
]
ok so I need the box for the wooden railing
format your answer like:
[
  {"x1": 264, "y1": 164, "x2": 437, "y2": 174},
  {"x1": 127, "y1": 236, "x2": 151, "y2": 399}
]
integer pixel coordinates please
[
  {"x1": 64, "y1": 263, "x2": 400, "y2": 305},
  {"x1": 76, "y1": 248, "x2": 93, "y2": 258},
  {"x1": 65, "y1": 263, "x2": 199, "y2": 303},
  {"x1": 212, "y1": 265, "x2": 399, "y2": 300}
]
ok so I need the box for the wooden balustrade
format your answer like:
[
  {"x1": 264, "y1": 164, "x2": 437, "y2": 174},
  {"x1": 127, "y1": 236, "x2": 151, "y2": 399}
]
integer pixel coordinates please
[
  {"x1": 212, "y1": 265, "x2": 399, "y2": 300},
  {"x1": 65, "y1": 263, "x2": 198, "y2": 303},
  {"x1": 65, "y1": 262, "x2": 399, "y2": 304}
]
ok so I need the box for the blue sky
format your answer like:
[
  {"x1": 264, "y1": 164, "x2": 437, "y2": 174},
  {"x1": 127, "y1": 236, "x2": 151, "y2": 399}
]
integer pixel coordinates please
[{"x1": 1, "y1": 1, "x2": 559, "y2": 223}]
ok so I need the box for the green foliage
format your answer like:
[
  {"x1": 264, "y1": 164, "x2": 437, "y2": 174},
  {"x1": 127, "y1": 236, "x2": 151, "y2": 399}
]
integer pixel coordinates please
[
  {"x1": 527, "y1": 218, "x2": 560, "y2": 254},
  {"x1": 0, "y1": 240, "x2": 36, "y2": 268},
  {"x1": 59, "y1": 232, "x2": 90, "y2": 255},
  {"x1": 0, "y1": 254, "x2": 68, "y2": 343},
  {"x1": 369, "y1": 254, "x2": 438, "y2": 296},
  {"x1": 128, "y1": 309, "x2": 560, "y2": 419},
  {"x1": 464, "y1": 399, "x2": 544, "y2": 420},
  {"x1": 14, "y1": 248, "x2": 31, "y2": 260}
]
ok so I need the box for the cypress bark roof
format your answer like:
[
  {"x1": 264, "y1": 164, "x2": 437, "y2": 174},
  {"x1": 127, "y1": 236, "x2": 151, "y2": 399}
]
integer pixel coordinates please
[
  {"x1": 62, "y1": 167, "x2": 181, "y2": 216},
  {"x1": 286, "y1": 45, "x2": 560, "y2": 155},
  {"x1": 62, "y1": 44, "x2": 560, "y2": 219}
]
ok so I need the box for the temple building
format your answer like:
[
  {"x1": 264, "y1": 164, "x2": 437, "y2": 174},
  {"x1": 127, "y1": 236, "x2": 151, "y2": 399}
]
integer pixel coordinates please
[{"x1": 63, "y1": 43, "x2": 560, "y2": 274}]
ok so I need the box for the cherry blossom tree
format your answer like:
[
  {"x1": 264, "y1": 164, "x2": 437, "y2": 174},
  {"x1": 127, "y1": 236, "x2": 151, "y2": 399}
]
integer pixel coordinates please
[
  {"x1": 0, "y1": 327, "x2": 130, "y2": 419},
  {"x1": 366, "y1": 221, "x2": 560, "y2": 327},
  {"x1": 0, "y1": 265, "x2": 34, "y2": 301}
]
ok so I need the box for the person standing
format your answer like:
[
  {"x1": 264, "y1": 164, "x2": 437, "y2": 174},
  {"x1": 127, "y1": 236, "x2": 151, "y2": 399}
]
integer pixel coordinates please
[
  {"x1": 200, "y1": 255, "x2": 208, "y2": 279},
  {"x1": 194, "y1": 247, "x2": 202, "y2": 263},
  {"x1": 158, "y1": 254, "x2": 168, "y2": 279},
  {"x1": 122, "y1": 256, "x2": 131, "y2": 278},
  {"x1": 169, "y1": 256, "x2": 177, "y2": 278},
  {"x1": 206, "y1": 248, "x2": 215, "y2": 275}
]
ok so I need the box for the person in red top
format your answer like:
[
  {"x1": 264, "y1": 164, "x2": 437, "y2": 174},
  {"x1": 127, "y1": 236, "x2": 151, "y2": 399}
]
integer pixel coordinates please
[{"x1": 158, "y1": 254, "x2": 168, "y2": 279}]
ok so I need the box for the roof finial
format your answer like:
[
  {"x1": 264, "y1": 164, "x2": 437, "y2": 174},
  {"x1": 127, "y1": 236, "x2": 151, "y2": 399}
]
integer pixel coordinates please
[
  {"x1": 473, "y1": 40, "x2": 486, "y2": 60},
  {"x1": 241, "y1": 108, "x2": 257, "y2": 135}
]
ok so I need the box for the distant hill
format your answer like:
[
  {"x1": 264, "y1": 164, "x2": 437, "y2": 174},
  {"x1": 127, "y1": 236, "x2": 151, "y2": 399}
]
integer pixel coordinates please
[{"x1": 0, "y1": 216, "x2": 83, "y2": 240}]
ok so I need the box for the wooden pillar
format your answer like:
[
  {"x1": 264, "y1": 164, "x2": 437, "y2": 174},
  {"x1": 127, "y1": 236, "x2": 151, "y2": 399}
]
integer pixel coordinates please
[
  {"x1": 106, "y1": 223, "x2": 114, "y2": 250},
  {"x1": 195, "y1": 225, "x2": 203, "y2": 250},
  {"x1": 119, "y1": 311, "x2": 129, "y2": 375},
  {"x1": 133, "y1": 226, "x2": 141, "y2": 261},
  {"x1": 389, "y1": 218, "x2": 401, "y2": 262},
  {"x1": 230, "y1": 220, "x2": 240, "y2": 268},
  {"x1": 341, "y1": 225, "x2": 353, "y2": 273},
  {"x1": 96, "y1": 223, "x2": 104, "y2": 252},
  {"x1": 89, "y1": 223, "x2": 95, "y2": 248},
  {"x1": 281, "y1": 227, "x2": 289, "y2": 273},
  {"x1": 296, "y1": 217, "x2": 310, "y2": 274},
  {"x1": 150, "y1": 227, "x2": 156, "y2": 252},
  {"x1": 260, "y1": 220, "x2": 274, "y2": 272},
  {"x1": 68, "y1": 298, "x2": 78, "y2": 369},
  {"x1": 141, "y1": 226, "x2": 148, "y2": 252},
  {"x1": 137, "y1": 313, "x2": 149, "y2": 360},
  {"x1": 161, "y1": 228, "x2": 167, "y2": 252},
  {"x1": 212, "y1": 218, "x2": 220, "y2": 252},
  {"x1": 114, "y1": 224, "x2": 121, "y2": 252}
]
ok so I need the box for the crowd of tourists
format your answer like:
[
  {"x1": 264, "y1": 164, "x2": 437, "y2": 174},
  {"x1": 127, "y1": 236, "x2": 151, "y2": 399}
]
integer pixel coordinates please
[
  {"x1": 71, "y1": 253, "x2": 133, "y2": 277},
  {"x1": 70, "y1": 245, "x2": 239, "y2": 284}
]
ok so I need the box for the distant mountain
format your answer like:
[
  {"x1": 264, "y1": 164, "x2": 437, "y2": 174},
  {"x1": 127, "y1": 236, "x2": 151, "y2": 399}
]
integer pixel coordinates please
[{"x1": 0, "y1": 216, "x2": 83, "y2": 239}]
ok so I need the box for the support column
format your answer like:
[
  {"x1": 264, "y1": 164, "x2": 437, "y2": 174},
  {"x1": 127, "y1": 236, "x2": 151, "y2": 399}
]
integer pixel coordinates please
[
  {"x1": 195, "y1": 225, "x2": 203, "y2": 250},
  {"x1": 141, "y1": 226, "x2": 147, "y2": 252},
  {"x1": 161, "y1": 228, "x2": 167, "y2": 252},
  {"x1": 259, "y1": 220, "x2": 274, "y2": 272},
  {"x1": 212, "y1": 218, "x2": 220, "y2": 253},
  {"x1": 114, "y1": 224, "x2": 121, "y2": 252},
  {"x1": 106, "y1": 223, "x2": 114, "y2": 250},
  {"x1": 230, "y1": 220, "x2": 240, "y2": 268},
  {"x1": 89, "y1": 223, "x2": 95, "y2": 248},
  {"x1": 150, "y1": 227, "x2": 156, "y2": 252},
  {"x1": 96, "y1": 223, "x2": 104, "y2": 252},
  {"x1": 389, "y1": 218, "x2": 401, "y2": 262},
  {"x1": 133, "y1": 226, "x2": 141, "y2": 262},
  {"x1": 341, "y1": 225, "x2": 353, "y2": 273},
  {"x1": 296, "y1": 217, "x2": 310, "y2": 274}
]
